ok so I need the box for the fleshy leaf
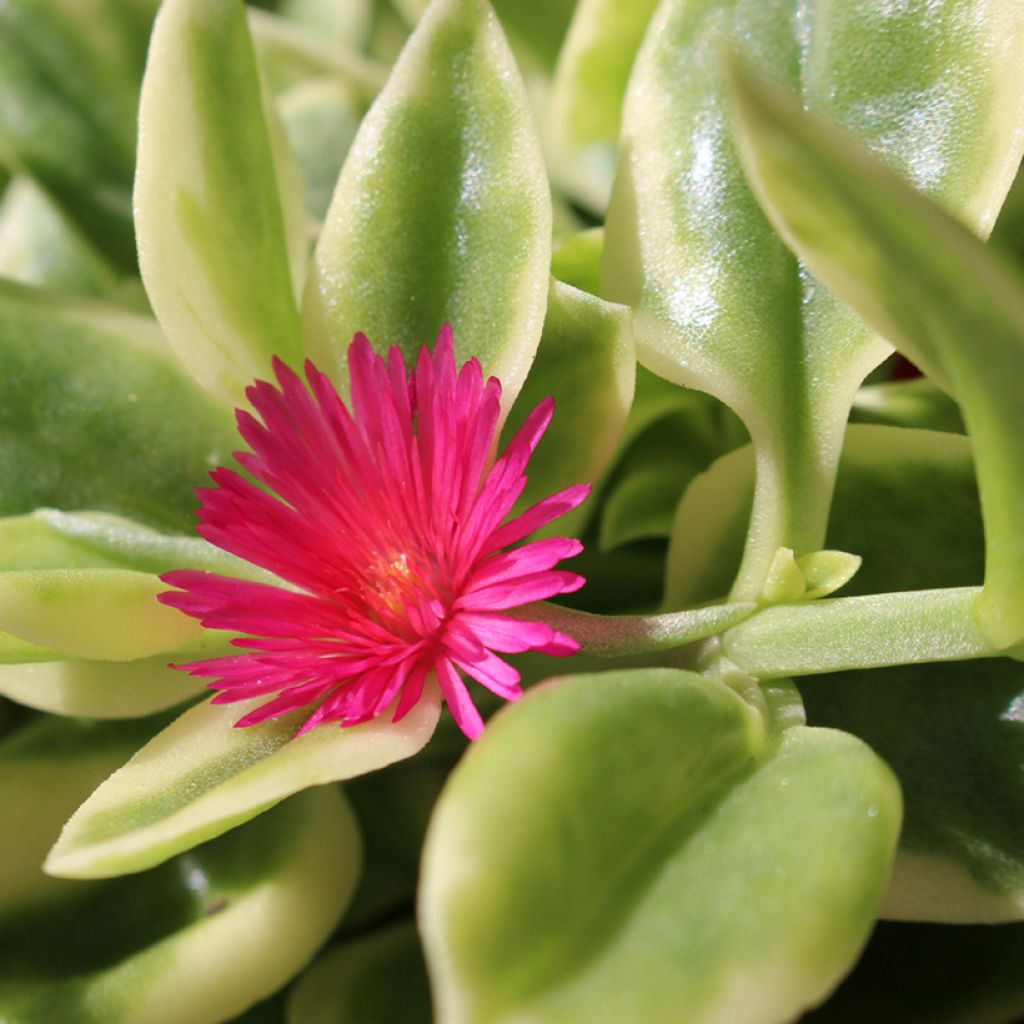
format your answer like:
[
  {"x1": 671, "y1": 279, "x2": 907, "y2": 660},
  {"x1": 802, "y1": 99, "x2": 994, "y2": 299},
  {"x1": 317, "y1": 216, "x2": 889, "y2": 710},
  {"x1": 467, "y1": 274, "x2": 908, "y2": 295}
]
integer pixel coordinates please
[
  {"x1": 0, "y1": 0, "x2": 156, "y2": 270},
  {"x1": 46, "y1": 683, "x2": 441, "y2": 879},
  {"x1": 726, "y1": 56, "x2": 1024, "y2": 647},
  {"x1": 0, "y1": 656, "x2": 207, "y2": 720},
  {"x1": 421, "y1": 668, "x2": 900, "y2": 1024},
  {"x1": 0, "y1": 778, "x2": 360, "y2": 1024},
  {"x1": 500, "y1": 279, "x2": 633, "y2": 535},
  {"x1": 0, "y1": 569, "x2": 203, "y2": 662},
  {"x1": 135, "y1": 0, "x2": 302, "y2": 403},
  {"x1": 603, "y1": 0, "x2": 1024, "y2": 599},
  {"x1": 0, "y1": 281, "x2": 236, "y2": 533},
  {"x1": 286, "y1": 925, "x2": 431, "y2": 1024},
  {"x1": 545, "y1": 0, "x2": 659, "y2": 211},
  {"x1": 851, "y1": 378, "x2": 964, "y2": 435},
  {"x1": 302, "y1": 0, "x2": 551, "y2": 411}
]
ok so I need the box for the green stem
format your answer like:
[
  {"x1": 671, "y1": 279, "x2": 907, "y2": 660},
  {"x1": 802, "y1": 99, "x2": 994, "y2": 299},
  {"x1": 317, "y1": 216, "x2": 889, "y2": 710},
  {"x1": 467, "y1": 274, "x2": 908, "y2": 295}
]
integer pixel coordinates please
[{"x1": 722, "y1": 586, "x2": 1001, "y2": 679}]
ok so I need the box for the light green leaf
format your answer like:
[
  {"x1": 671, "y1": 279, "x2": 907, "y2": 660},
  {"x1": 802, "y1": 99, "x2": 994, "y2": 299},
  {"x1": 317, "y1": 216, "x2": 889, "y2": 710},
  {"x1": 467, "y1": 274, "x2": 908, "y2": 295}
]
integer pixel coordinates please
[
  {"x1": 0, "y1": 177, "x2": 121, "y2": 298},
  {"x1": 0, "y1": 656, "x2": 207, "y2": 719},
  {"x1": 604, "y1": 0, "x2": 1024, "y2": 600},
  {"x1": 0, "y1": 281, "x2": 237, "y2": 533},
  {"x1": 0, "y1": 569, "x2": 203, "y2": 661},
  {"x1": 500, "y1": 279, "x2": 633, "y2": 536},
  {"x1": 1, "y1": 786, "x2": 359, "y2": 1024},
  {"x1": 302, "y1": 0, "x2": 552, "y2": 412},
  {"x1": 278, "y1": 0, "x2": 373, "y2": 51},
  {"x1": 135, "y1": 0, "x2": 302, "y2": 403},
  {"x1": 726, "y1": 56, "x2": 1024, "y2": 648},
  {"x1": 46, "y1": 683, "x2": 441, "y2": 879},
  {"x1": 421, "y1": 668, "x2": 900, "y2": 1024},
  {"x1": 551, "y1": 226, "x2": 603, "y2": 296},
  {"x1": 0, "y1": 0, "x2": 156, "y2": 271},
  {"x1": 286, "y1": 925, "x2": 431, "y2": 1024},
  {"x1": 545, "y1": 0, "x2": 660, "y2": 211},
  {"x1": 488, "y1": 0, "x2": 576, "y2": 72}
]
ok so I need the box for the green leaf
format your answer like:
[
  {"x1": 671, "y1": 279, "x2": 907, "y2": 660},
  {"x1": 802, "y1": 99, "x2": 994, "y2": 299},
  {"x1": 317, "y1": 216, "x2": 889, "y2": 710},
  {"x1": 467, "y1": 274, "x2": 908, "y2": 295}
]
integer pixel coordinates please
[
  {"x1": 135, "y1": 0, "x2": 303, "y2": 404},
  {"x1": 500, "y1": 279, "x2": 633, "y2": 535},
  {"x1": 551, "y1": 226, "x2": 603, "y2": 296},
  {"x1": 46, "y1": 684, "x2": 441, "y2": 879},
  {"x1": 489, "y1": 0, "x2": 576, "y2": 72},
  {"x1": 421, "y1": 668, "x2": 900, "y2": 1024},
  {"x1": 0, "y1": 177, "x2": 122, "y2": 298},
  {"x1": 603, "y1": 0, "x2": 1024, "y2": 600},
  {"x1": 0, "y1": 282, "x2": 237, "y2": 533},
  {"x1": 0, "y1": 714, "x2": 168, "y2": 918},
  {"x1": 804, "y1": 919, "x2": 1024, "y2": 1023},
  {"x1": 802, "y1": 658, "x2": 1024, "y2": 924},
  {"x1": 0, "y1": 0, "x2": 156, "y2": 271},
  {"x1": 0, "y1": 656, "x2": 207, "y2": 720},
  {"x1": 0, "y1": 785, "x2": 359, "y2": 1024},
  {"x1": 545, "y1": 0, "x2": 660, "y2": 211},
  {"x1": 302, "y1": 0, "x2": 552, "y2": 411},
  {"x1": 726, "y1": 56, "x2": 1024, "y2": 648},
  {"x1": 0, "y1": 569, "x2": 204, "y2": 661},
  {"x1": 278, "y1": 0, "x2": 373, "y2": 51},
  {"x1": 286, "y1": 924, "x2": 431, "y2": 1024}
]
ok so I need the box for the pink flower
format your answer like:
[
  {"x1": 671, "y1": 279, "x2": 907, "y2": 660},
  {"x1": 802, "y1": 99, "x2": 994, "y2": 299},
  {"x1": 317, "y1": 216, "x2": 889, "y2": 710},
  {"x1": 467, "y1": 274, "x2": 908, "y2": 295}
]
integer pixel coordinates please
[{"x1": 159, "y1": 325, "x2": 590, "y2": 740}]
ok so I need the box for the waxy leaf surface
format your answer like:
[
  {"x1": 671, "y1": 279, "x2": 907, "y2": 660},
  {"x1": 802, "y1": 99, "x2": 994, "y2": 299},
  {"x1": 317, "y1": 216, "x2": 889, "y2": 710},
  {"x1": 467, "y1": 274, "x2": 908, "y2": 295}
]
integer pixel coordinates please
[
  {"x1": 303, "y1": 0, "x2": 551, "y2": 411},
  {"x1": 603, "y1": 0, "x2": 1024, "y2": 597},
  {"x1": 47, "y1": 685, "x2": 441, "y2": 878},
  {"x1": 727, "y1": 58, "x2": 1024, "y2": 647},
  {"x1": 0, "y1": 282, "x2": 236, "y2": 533},
  {"x1": 136, "y1": 0, "x2": 303, "y2": 403},
  {"x1": 421, "y1": 668, "x2": 899, "y2": 1024}
]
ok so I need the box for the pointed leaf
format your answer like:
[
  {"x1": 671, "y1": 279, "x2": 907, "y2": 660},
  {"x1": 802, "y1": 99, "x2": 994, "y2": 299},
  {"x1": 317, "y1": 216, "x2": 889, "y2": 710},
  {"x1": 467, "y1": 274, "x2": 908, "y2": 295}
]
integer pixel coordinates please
[
  {"x1": 47, "y1": 685, "x2": 441, "y2": 878},
  {"x1": 136, "y1": 0, "x2": 302, "y2": 403},
  {"x1": 604, "y1": 0, "x2": 1024, "y2": 598},
  {"x1": 421, "y1": 668, "x2": 900, "y2": 1024},
  {"x1": 726, "y1": 57, "x2": 1024, "y2": 647},
  {"x1": 302, "y1": 0, "x2": 551, "y2": 410}
]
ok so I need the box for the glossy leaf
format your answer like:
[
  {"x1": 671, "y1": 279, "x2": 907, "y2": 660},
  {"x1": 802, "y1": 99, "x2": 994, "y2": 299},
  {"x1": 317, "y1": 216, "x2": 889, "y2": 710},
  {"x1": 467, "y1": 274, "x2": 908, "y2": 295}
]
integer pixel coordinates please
[
  {"x1": 0, "y1": 0, "x2": 156, "y2": 270},
  {"x1": 47, "y1": 683, "x2": 441, "y2": 879},
  {"x1": 666, "y1": 423, "x2": 1024, "y2": 920},
  {"x1": 727, "y1": 57, "x2": 1024, "y2": 647},
  {"x1": 302, "y1": 0, "x2": 552, "y2": 412},
  {"x1": 603, "y1": 0, "x2": 1024, "y2": 599},
  {"x1": 286, "y1": 925, "x2": 431, "y2": 1024},
  {"x1": 136, "y1": 0, "x2": 303, "y2": 403},
  {"x1": 1, "y1": 785, "x2": 359, "y2": 1024},
  {"x1": 500, "y1": 279, "x2": 633, "y2": 535},
  {"x1": 545, "y1": 0, "x2": 659, "y2": 211},
  {"x1": 0, "y1": 281, "x2": 237, "y2": 533},
  {"x1": 802, "y1": 658, "x2": 1024, "y2": 924},
  {"x1": 421, "y1": 668, "x2": 900, "y2": 1024}
]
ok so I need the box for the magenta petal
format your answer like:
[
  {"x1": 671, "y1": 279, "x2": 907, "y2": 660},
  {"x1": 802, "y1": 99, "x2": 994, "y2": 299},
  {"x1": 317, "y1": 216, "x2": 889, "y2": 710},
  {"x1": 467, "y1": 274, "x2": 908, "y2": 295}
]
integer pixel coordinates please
[{"x1": 164, "y1": 329, "x2": 589, "y2": 743}]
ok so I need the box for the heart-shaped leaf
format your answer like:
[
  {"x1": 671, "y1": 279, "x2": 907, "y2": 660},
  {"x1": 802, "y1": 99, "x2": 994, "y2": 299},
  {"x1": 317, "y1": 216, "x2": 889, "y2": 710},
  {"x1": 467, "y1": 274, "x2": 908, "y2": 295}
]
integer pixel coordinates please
[
  {"x1": 302, "y1": 0, "x2": 551, "y2": 411},
  {"x1": 421, "y1": 668, "x2": 900, "y2": 1024}
]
